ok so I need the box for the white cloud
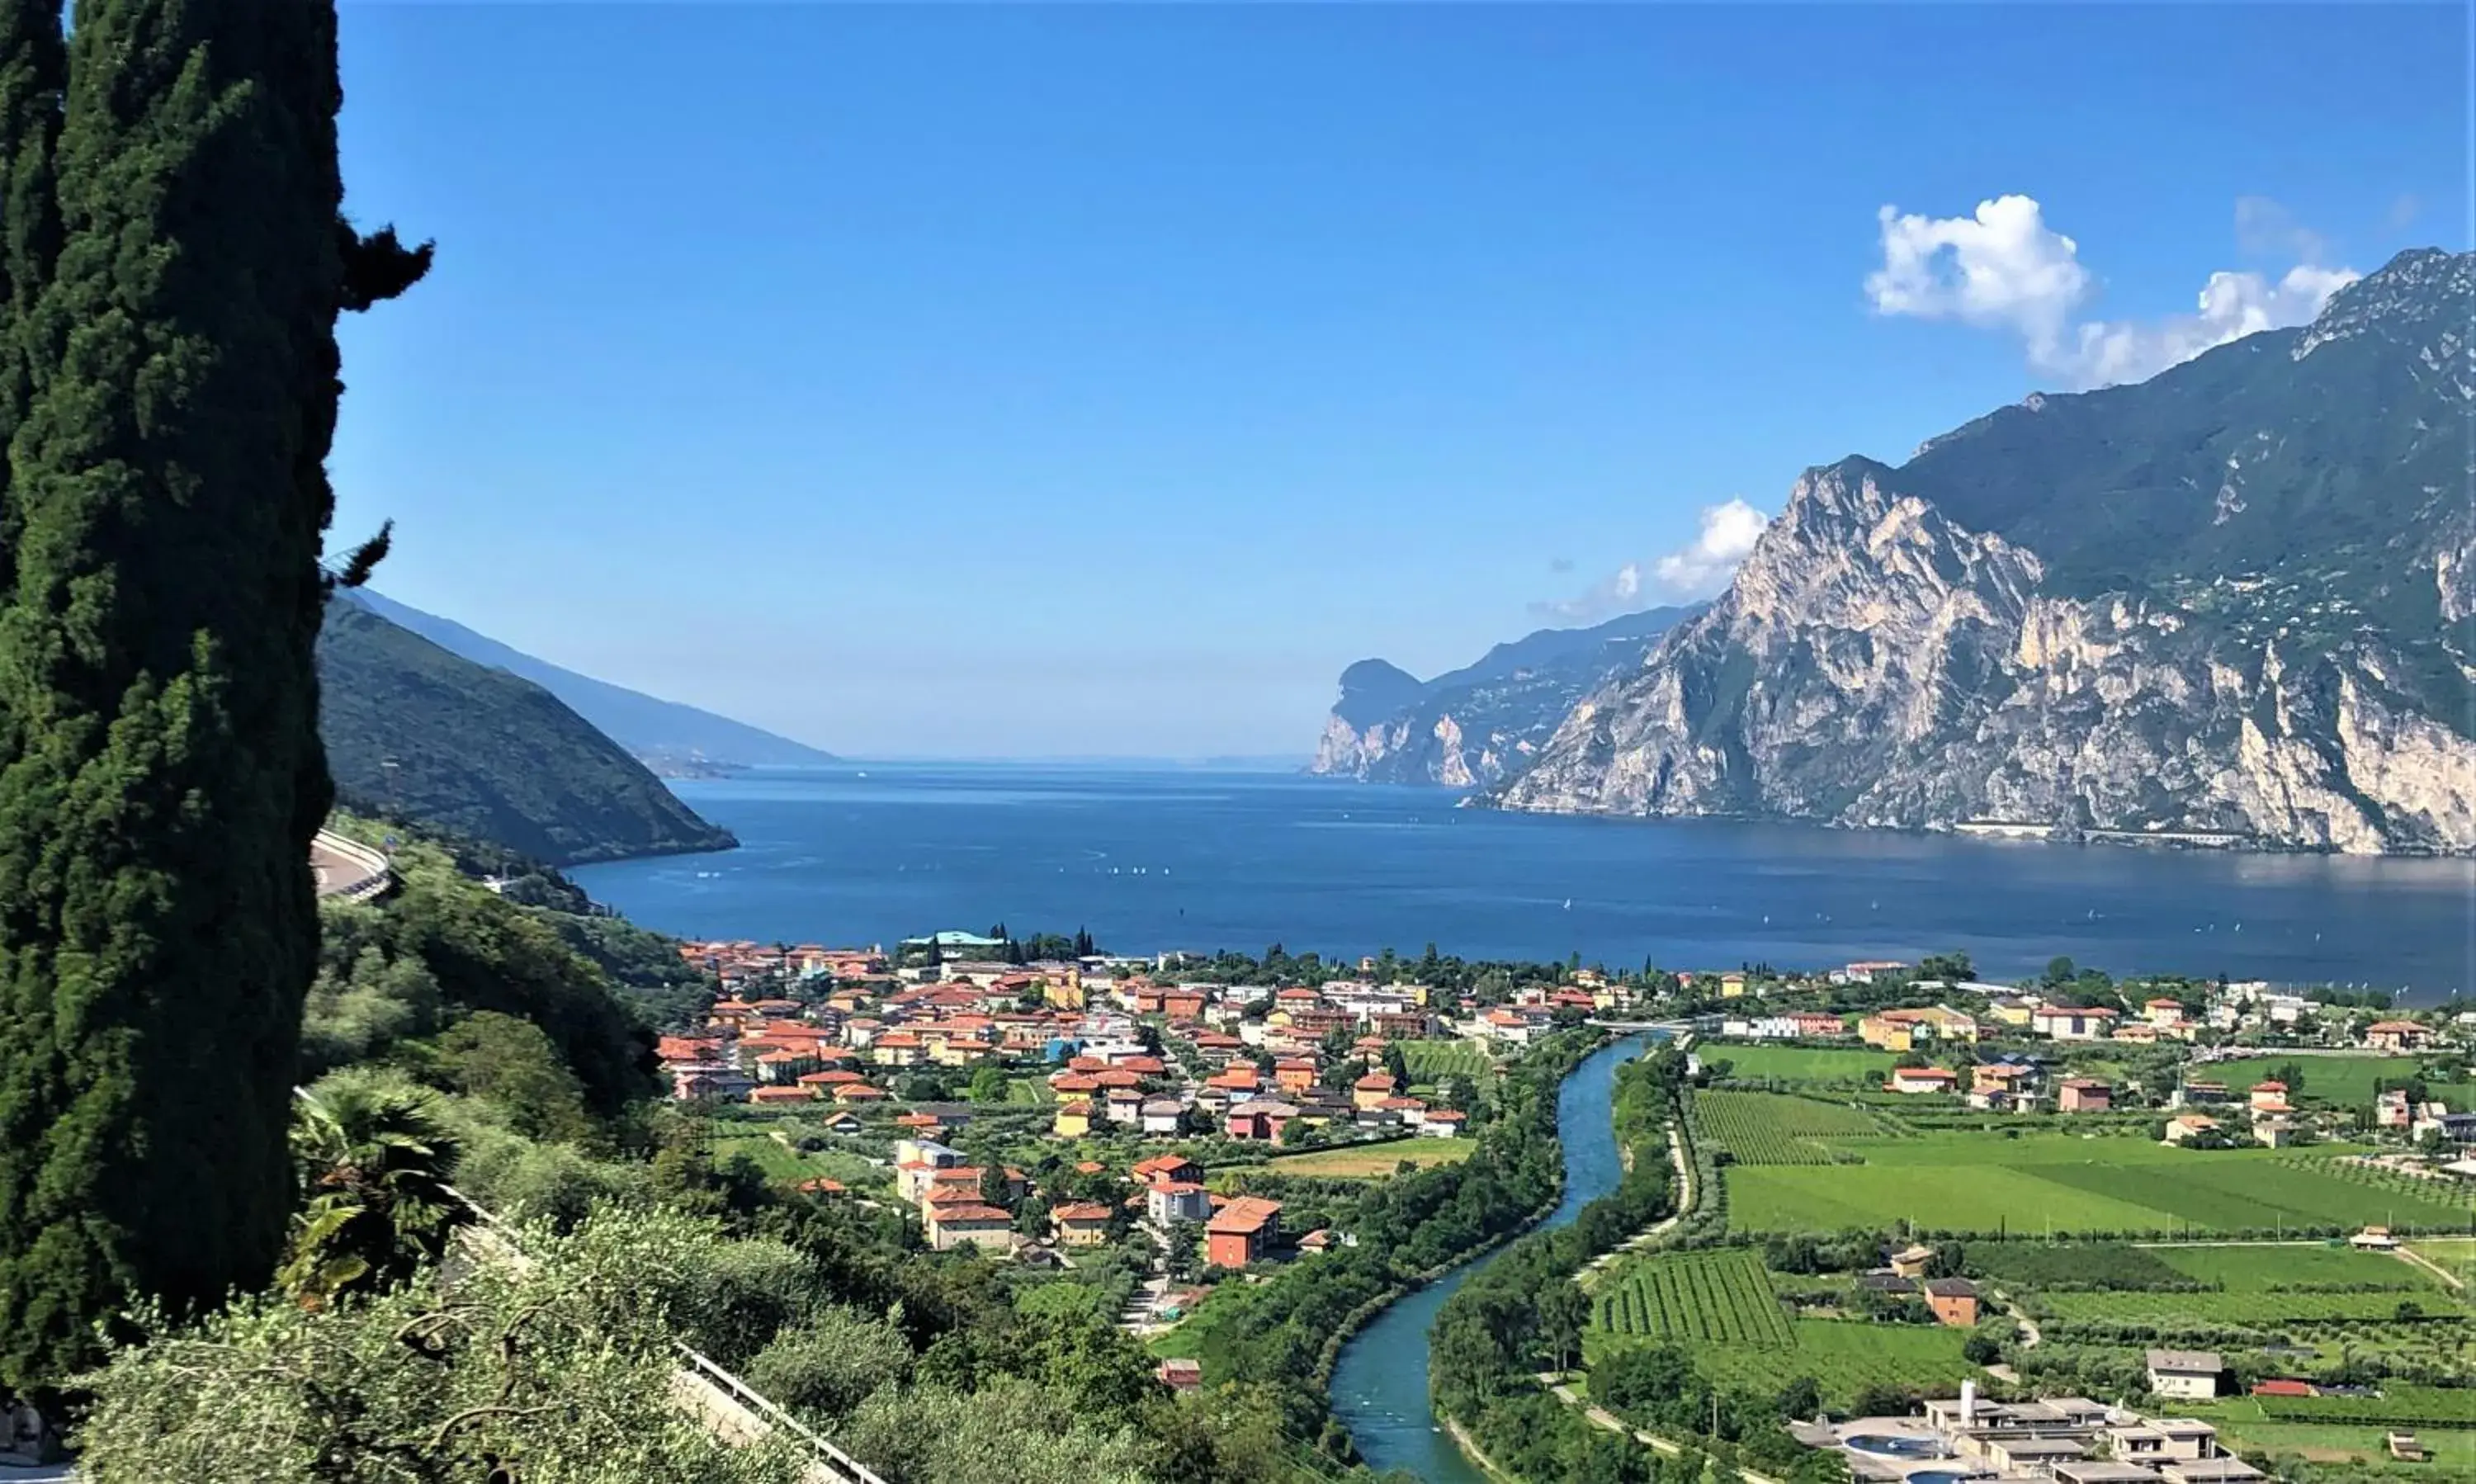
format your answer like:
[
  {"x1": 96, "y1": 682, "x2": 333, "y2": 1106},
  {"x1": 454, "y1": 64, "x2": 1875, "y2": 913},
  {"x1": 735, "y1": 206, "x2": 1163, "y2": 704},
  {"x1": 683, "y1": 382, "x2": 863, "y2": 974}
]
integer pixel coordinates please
[
  {"x1": 1865, "y1": 194, "x2": 2358, "y2": 390},
  {"x1": 2063, "y1": 265, "x2": 2358, "y2": 388},
  {"x1": 1864, "y1": 195, "x2": 2091, "y2": 357},
  {"x1": 1532, "y1": 499, "x2": 1771, "y2": 621},
  {"x1": 1653, "y1": 499, "x2": 1770, "y2": 598}
]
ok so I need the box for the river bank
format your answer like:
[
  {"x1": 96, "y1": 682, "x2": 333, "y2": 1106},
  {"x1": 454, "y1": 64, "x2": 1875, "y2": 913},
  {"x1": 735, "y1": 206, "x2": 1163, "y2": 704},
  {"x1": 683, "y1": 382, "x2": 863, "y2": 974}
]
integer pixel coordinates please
[{"x1": 1330, "y1": 1032, "x2": 1656, "y2": 1482}]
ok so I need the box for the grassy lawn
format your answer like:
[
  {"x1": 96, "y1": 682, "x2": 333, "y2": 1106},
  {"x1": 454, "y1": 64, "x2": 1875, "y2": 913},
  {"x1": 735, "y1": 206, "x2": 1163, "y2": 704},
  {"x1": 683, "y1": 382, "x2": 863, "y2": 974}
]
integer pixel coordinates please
[
  {"x1": 1726, "y1": 1137, "x2": 2476, "y2": 1236},
  {"x1": 2185, "y1": 1401, "x2": 2476, "y2": 1477},
  {"x1": 1003, "y1": 1075, "x2": 1056, "y2": 1106},
  {"x1": 2202, "y1": 1055, "x2": 2427, "y2": 1107},
  {"x1": 1262, "y1": 1137, "x2": 1474, "y2": 1179},
  {"x1": 1702, "y1": 1043, "x2": 1892, "y2": 1084},
  {"x1": 2407, "y1": 1236, "x2": 2476, "y2": 1285},
  {"x1": 711, "y1": 1134, "x2": 881, "y2": 1190}
]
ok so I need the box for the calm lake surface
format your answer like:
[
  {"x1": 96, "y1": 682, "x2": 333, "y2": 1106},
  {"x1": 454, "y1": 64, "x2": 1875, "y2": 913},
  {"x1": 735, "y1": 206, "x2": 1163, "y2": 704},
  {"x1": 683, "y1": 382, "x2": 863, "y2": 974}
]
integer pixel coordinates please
[
  {"x1": 573, "y1": 764, "x2": 2476, "y2": 996},
  {"x1": 1327, "y1": 1030, "x2": 1655, "y2": 1483}
]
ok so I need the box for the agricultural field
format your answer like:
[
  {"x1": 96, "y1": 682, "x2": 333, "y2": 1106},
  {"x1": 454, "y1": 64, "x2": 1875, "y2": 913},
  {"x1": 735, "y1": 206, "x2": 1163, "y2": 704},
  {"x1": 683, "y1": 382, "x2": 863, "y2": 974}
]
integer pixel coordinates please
[
  {"x1": 2406, "y1": 1236, "x2": 2476, "y2": 1286},
  {"x1": 1726, "y1": 1134, "x2": 2476, "y2": 1237},
  {"x1": 2200, "y1": 1055, "x2": 2427, "y2": 1107},
  {"x1": 1261, "y1": 1137, "x2": 1474, "y2": 1179},
  {"x1": 1703, "y1": 1043, "x2": 1893, "y2": 1085},
  {"x1": 1592, "y1": 1250, "x2": 1793, "y2": 1346},
  {"x1": 1694, "y1": 1090, "x2": 1893, "y2": 1165},
  {"x1": 1966, "y1": 1241, "x2": 2196, "y2": 1291},
  {"x1": 2150, "y1": 1242, "x2": 2434, "y2": 1290},
  {"x1": 1689, "y1": 1321, "x2": 1971, "y2": 1407},
  {"x1": 2185, "y1": 1401, "x2": 2476, "y2": 1480},
  {"x1": 1004, "y1": 1075, "x2": 1056, "y2": 1105},
  {"x1": 1399, "y1": 1040, "x2": 1496, "y2": 1082},
  {"x1": 710, "y1": 1135, "x2": 881, "y2": 1189},
  {"x1": 2036, "y1": 1288, "x2": 2459, "y2": 1326}
]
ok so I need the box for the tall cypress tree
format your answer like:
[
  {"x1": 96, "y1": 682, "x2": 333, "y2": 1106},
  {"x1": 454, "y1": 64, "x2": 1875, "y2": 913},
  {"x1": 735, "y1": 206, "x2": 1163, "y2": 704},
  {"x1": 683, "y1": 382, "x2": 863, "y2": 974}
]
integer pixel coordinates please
[{"x1": 0, "y1": 0, "x2": 424, "y2": 1390}]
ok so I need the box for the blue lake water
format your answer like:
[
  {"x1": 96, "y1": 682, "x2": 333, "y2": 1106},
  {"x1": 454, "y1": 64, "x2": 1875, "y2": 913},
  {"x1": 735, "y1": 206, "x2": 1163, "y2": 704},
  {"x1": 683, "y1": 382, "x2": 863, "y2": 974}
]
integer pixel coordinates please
[{"x1": 573, "y1": 764, "x2": 2476, "y2": 997}]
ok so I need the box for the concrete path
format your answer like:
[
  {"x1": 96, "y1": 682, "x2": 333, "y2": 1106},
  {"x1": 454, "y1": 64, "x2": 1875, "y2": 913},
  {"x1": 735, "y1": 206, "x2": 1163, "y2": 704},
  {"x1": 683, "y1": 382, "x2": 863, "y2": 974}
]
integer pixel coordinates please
[{"x1": 1581, "y1": 1122, "x2": 1694, "y2": 1286}]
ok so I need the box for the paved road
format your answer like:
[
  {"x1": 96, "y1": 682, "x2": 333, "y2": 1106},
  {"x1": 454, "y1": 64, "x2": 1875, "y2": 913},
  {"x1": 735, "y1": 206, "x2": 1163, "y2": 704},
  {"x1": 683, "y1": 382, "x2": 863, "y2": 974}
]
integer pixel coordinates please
[{"x1": 310, "y1": 830, "x2": 392, "y2": 901}]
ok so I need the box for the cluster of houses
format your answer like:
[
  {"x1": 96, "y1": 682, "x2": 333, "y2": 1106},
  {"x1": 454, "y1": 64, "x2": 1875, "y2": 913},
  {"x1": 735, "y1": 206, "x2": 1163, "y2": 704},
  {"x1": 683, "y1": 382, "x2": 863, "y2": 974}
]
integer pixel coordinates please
[
  {"x1": 1719, "y1": 967, "x2": 2459, "y2": 1056},
  {"x1": 653, "y1": 940, "x2": 1514, "y2": 1151},
  {"x1": 1874, "y1": 1056, "x2": 2115, "y2": 1116},
  {"x1": 1857, "y1": 1245, "x2": 1984, "y2": 1326},
  {"x1": 883, "y1": 1135, "x2": 1298, "y2": 1272}
]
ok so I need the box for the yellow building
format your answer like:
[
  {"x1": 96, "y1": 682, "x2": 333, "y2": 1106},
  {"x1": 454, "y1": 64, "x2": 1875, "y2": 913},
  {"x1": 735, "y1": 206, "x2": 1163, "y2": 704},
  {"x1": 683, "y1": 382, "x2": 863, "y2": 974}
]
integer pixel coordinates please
[
  {"x1": 1719, "y1": 972, "x2": 1749, "y2": 999},
  {"x1": 1858, "y1": 1016, "x2": 1915, "y2": 1052},
  {"x1": 1052, "y1": 1099, "x2": 1095, "y2": 1138}
]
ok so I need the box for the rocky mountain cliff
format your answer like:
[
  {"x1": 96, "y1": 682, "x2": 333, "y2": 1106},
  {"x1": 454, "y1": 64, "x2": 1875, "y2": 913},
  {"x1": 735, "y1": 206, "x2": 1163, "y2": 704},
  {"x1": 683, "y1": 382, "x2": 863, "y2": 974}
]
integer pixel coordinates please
[
  {"x1": 1311, "y1": 606, "x2": 1697, "y2": 787},
  {"x1": 1480, "y1": 248, "x2": 2476, "y2": 853}
]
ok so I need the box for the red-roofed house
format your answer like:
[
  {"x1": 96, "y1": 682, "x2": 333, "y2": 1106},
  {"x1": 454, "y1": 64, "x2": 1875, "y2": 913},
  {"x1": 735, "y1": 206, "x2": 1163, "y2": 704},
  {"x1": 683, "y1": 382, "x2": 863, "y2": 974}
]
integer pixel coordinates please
[
  {"x1": 2366, "y1": 1020, "x2": 2429, "y2": 1052},
  {"x1": 1132, "y1": 1155, "x2": 1203, "y2": 1186},
  {"x1": 1206, "y1": 1196, "x2": 1283, "y2": 1269},
  {"x1": 1887, "y1": 1066, "x2": 1959, "y2": 1095}
]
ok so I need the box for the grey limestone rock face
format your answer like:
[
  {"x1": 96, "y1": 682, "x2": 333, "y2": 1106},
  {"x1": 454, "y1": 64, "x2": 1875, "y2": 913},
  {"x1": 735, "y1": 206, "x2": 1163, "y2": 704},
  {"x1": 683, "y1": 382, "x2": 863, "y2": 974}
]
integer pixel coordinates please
[{"x1": 1478, "y1": 248, "x2": 2476, "y2": 853}]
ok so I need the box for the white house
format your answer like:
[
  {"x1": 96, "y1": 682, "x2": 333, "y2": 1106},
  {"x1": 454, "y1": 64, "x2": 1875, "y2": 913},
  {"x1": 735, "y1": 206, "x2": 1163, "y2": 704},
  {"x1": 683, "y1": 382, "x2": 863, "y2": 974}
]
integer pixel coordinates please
[{"x1": 2146, "y1": 1350, "x2": 2224, "y2": 1401}]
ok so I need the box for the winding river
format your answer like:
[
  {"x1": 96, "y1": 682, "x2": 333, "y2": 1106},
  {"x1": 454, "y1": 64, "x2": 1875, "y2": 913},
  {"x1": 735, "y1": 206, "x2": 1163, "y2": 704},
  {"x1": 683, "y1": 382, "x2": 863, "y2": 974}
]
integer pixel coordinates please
[{"x1": 1330, "y1": 1031, "x2": 1658, "y2": 1482}]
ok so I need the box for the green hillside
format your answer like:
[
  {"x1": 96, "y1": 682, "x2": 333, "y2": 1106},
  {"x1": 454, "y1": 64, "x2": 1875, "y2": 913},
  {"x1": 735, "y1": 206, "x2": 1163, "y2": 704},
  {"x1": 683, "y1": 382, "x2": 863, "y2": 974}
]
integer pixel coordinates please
[{"x1": 317, "y1": 602, "x2": 735, "y2": 866}]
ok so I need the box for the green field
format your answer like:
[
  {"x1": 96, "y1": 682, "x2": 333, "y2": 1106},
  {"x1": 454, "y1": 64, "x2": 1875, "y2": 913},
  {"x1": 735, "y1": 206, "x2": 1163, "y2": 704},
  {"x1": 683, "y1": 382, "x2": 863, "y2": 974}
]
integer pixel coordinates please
[
  {"x1": 2407, "y1": 1236, "x2": 2476, "y2": 1285},
  {"x1": 1585, "y1": 1249, "x2": 1973, "y2": 1409},
  {"x1": 1703, "y1": 1044, "x2": 1892, "y2": 1084},
  {"x1": 2038, "y1": 1288, "x2": 2460, "y2": 1326},
  {"x1": 1727, "y1": 1137, "x2": 2476, "y2": 1236},
  {"x1": 711, "y1": 1135, "x2": 881, "y2": 1189},
  {"x1": 2150, "y1": 1242, "x2": 2434, "y2": 1290},
  {"x1": 1591, "y1": 1316, "x2": 1970, "y2": 1410},
  {"x1": 2201, "y1": 1055, "x2": 2427, "y2": 1107},
  {"x1": 1004, "y1": 1076, "x2": 1056, "y2": 1106},
  {"x1": 2185, "y1": 1401, "x2": 2476, "y2": 1478},
  {"x1": 1593, "y1": 1250, "x2": 1793, "y2": 1346},
  {"x1": 1694, "y1": 1090, "x2": 1892, "y2": 1165},
  {"x1": 1262, "y1": 1137, "x2": 1474, "y2": 1179},
  {"x1": 1399, "y1": 1041, "x2": 1496, "y2": 1081}
]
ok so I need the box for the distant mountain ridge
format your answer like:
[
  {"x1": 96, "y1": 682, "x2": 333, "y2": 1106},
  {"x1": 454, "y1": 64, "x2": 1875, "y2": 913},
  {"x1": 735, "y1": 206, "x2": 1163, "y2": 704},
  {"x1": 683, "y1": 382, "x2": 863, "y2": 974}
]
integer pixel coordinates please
[
  {"x1": 352, "y1": 589, "x2": 836, "y2": 770},
  {"x1": 1480, "y1": 248, "x2": 2476, "y2": 853},
  {"x1": 1311, "y1": 605, "x2": 1699, "y2": 787},
  {"x1": 319, "y1": 598, "x2": 736, "y2": 865}
]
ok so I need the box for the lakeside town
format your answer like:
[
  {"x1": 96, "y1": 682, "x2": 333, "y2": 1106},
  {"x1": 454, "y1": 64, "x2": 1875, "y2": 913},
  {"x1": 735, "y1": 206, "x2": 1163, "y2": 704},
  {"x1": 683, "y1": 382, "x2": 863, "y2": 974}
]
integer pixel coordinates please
[{"x1": 649, "y1": 930, "x2": 2476, "y2": 1375}]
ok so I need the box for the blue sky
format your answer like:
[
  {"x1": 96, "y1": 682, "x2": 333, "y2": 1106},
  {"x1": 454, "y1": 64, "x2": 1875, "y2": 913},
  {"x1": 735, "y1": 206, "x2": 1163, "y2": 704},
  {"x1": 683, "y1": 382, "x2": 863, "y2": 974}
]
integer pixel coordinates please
[{"x1": 328, "y1": 2, "x2": 2464, "y2": 759}]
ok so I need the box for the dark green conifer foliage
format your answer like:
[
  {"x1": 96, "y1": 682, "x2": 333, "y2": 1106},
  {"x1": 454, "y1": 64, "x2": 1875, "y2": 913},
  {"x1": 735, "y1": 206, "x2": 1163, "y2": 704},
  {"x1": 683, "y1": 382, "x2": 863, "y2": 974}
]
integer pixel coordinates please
[{"x1": 0, "y1": 0, "x2": 424, "y2": 1389}]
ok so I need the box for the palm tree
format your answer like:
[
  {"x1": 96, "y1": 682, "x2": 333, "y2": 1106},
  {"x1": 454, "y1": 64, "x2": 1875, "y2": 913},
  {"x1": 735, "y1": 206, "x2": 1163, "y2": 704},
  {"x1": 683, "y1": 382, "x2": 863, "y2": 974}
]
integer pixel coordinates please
[{"x1": 278, "y1": 1081, "x2": 467, "y2": 1308}]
